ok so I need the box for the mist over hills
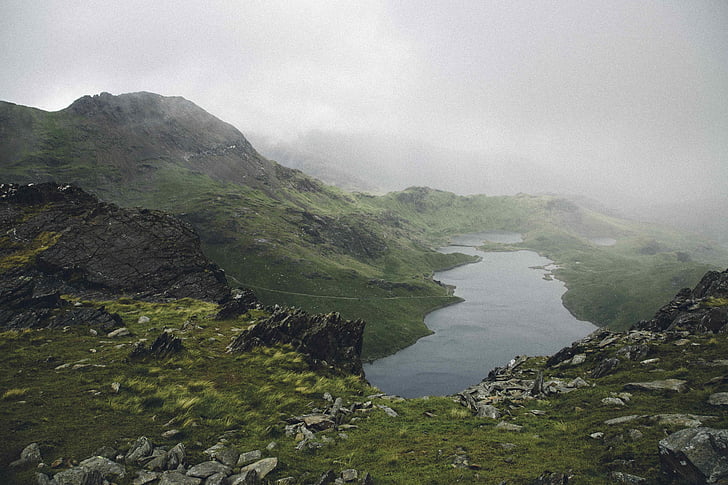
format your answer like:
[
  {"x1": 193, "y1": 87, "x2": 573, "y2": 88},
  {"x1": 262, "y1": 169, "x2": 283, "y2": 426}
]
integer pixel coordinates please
[
  {"x1": 1, "y1": 91, "x2": 725, "y2": 359},
  {"x1": 1, "y1": 91, "x2": 728, "y2": 484},
  {"x1": 253, "y1": 131, "x2": 728, "y2": 247}
]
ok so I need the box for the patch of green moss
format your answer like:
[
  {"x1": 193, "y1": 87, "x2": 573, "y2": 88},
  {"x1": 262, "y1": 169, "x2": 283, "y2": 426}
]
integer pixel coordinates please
[{"x1": 0, "y1": 231, "x2": 61, "y2": 273}]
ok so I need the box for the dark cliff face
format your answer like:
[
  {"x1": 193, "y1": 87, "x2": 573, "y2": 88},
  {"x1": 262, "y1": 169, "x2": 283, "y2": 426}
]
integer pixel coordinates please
[
  {"x1": 0, "y1": 183, "x2": 367, "y2": 375},
  {"x1": 634, "y1": 268, "x2": 728, "y2": 333},
  {"x1": 0, "y1": 182, "x2": 231, "y2": 328}
]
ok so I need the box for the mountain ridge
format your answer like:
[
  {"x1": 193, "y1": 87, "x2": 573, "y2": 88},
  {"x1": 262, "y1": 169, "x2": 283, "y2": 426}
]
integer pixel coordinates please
[
  {"x1": 1, "y1": 92, "x2": 725, "y2": 360},
  {"x1": 0, "y1": 181, "x2": 726, "y2": 483}
]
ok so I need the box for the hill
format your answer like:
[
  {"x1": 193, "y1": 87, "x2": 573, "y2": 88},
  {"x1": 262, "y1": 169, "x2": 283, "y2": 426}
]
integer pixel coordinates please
[
  {"x1": 1, "y1": 183, "x2": 727, "y2": 484},
  {"x1": 1, "y1": 92, "x2": 725, "y2": 359}
]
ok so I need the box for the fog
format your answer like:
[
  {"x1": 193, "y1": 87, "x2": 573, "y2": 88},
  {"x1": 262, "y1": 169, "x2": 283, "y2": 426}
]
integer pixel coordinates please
[{"x1": 2, "y1": 1, "x2": 727, "y2": 235}]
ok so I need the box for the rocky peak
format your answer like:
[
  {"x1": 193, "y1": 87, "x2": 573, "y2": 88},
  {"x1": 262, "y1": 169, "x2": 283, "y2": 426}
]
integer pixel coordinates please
[
  {"x1": 227, "y1": 307, "x2": 365, "y2": 375},
  {"x1": 634, "y1": 268, "x2": 728, "y2": 333},
  {"x1": 0, "y1": 183, "x2": 231, "y2": 329}
]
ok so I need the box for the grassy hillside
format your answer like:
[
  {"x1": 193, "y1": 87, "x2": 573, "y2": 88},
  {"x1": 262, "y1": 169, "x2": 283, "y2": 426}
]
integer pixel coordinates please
[
  {"x1": 3, "y1": 295, "x2": 727, "y2": 484},
  {"x1": 1, "y1": 94, "x2": 725, "y2": 359}
]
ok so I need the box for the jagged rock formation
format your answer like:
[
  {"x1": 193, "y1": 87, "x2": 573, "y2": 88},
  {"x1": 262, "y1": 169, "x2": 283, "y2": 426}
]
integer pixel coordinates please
[
  {"x1": 659, "y1": 427, "x2": 728, "y2": 484},
  {"x1": 227, "y1": 307, "x2": 365, "y2": 375},
  {"x1": 0, "y1": 183, "x2": 231, "y2": 328},
  {"x1": 634, "y1": 268, "x2": 728, "y2": 333}
]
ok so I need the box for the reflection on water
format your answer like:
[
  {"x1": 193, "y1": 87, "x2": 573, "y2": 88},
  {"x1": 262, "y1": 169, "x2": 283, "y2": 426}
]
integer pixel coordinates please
[{"x1": 364, "y1": 233, "x2": 595, "y2": 398}]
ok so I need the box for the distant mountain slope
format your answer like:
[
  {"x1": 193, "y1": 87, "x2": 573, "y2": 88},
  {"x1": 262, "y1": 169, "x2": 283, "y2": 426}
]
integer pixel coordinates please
[{"x1": 1, "y1": 92, "x2": 724, "y2": 357}]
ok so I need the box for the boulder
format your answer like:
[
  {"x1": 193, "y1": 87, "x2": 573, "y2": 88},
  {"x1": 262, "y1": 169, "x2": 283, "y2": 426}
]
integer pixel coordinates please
[
  {"x1": 52, "y1": 467, "x2": 104, "y2": 485},
  {"x1": 215, "y1": 288, "x2": 259, "y2": 320},
  {"x1": 624, "y1": 379, "x2": 687, "y2": 392},
  {"x1": 227, "y1": 308, "x2": 365, "y2": 375},
  {"x1": 708, "y1": 392, "x2": 728, "y2": 406},
  {"x1": 78, "y1": 456, "x2": 125, "y2": 479},
  {"x1": 590, "y1": 357, "x2": 620, "y2": 378},
  {"x1": 475, "y1": 403, "x2": 502, "y2": 419},
  {"x1": 158, "y1": 471, "x2": 202, "y2": 485},
  {"x1": 634, "y1": 268, "x2": 728, "y2": 333},
  {"x1": 125, "y1": 436, "x2": 154, "y2": 464},
  {"x1": 236, "y1": 450, "x2": 262, "y2": 467},
  {"x1": 659, "y1": 427, "x2": 728, "y2": 484},
  {"x1": 186, "y1": 461, "x2": 231, "y2": 478},
  {"x1": 10, "y1": 442, "x2": 42, "y2": 467},
  {"x1": 239, "y1": 457, "x2": 278, "y2": 480}
]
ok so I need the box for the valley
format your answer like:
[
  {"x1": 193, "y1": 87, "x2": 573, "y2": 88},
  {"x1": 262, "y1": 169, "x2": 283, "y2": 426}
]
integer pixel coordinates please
[
  {"x1": 1, "y1": 93, "x2": 728, "y2": 484},
  {"x1": 1, "y1": 93, "x2": 725, "y2": 360}
]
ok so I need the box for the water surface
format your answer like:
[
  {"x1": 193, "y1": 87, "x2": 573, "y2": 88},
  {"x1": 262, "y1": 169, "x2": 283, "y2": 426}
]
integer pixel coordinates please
[{"x1": 364, "y1": 233, "x2": 595, "y2": 397}]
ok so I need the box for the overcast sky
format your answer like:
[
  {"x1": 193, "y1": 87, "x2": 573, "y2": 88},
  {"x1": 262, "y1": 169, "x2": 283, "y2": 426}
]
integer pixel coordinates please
[{"x1": 2, "y1": 0, "x2": 727, "y2": 208}]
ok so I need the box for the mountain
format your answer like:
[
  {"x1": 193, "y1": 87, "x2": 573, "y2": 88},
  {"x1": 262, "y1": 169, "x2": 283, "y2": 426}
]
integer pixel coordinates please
[
  {"x1": 1, "y1": 92, "x2": 725, "y2": 360},
  {"x1": 1, "y1": 183, "x2": 726, "y2": 483}
]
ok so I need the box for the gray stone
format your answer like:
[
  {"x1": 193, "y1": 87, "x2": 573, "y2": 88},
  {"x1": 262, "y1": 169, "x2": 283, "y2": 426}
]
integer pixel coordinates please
[
  {"x1": 208, "y1": 445, "x2": 239, "y2": 467},
  {"x1": 341, "y1": 469, "x2": 358, "y2": 482},
  {"x1": 652, "y1": 414, "x2": 717, "y2": 428},
  {"x1": 35, "y1": 473, "x2": 52, "y2": 485},
  {"x1": 186, "y1": 461, "x2": 232, "y2": 478},
  {"x1": 52, "y1": 467, "x2": 104, "y2": 485},
  {"x1": 133, "y1": 470, "x2": 160, "y2": 485},
  {"x1": 203, "y1": 471, "x2": 226, "y2": 485},
  {"x1": 570, "y1": 353, "x2": 587, "y2": 365},
  {"x1": 145, "y1": 453, "x2": 170, "y2": 472},
  {"x1": 236, "y1": 450, "x2": 262, "y2": 467},
  {"x1": 604, "y1": 415, "x2": 642, "y2": 425},
  {"x1": 627, "y1": 429, "x2": 643, "y2": 441},
  {"x1": 659, "y1": 427, "x2": 728, "y2": 484},
  {"x1": 78, "y1": 455, "x2": 125, "y2": 478},
  {"x1": 567, "y1": 377, "x2": 589, "y2": 388},
  {"x1": 708, "y1": 392, "x2": 728, "y2": 406},
  {"x1": 10, "y1": 442, "x2": 43, "y2": 467},
  {"x1": 239, "y1": 457, "x2": 277, "y2": 480},
  {"x1": 475, "y1": 403, "x2": 501, "y2": 419},
  {"x1": 166, "y1": 443, "x2": 186, "y2": 470},
  {"x1": 316, "y1": 469, "x2": 337, "y2": 485},
  {"x1": 601, "y1": 397, "x2": 626, "y2": 406},
  {"x1": 108, "y1": 327, "x2": 131, "y2": 338},
  {"x1": 226, "y1": 469, "x2": 258, "y2": 485},
  {"x1": 159, "y1": 471, "x2": 203, "y2": 485},
  {"x1": 591, "y1": 357, "x2": 620, "y2": 378},
  {"x1": 609, "y1": 471, "x2": 646, "y2": 483},
  {"x1": 624, "y1": 379, "x2": 687, "y2": 392},
  {"x1": 496, "y1": 421, "x2": 523, "y2": 431},
  {"x1": 377, "y1": 404, "x2": 398, "y2": 417},
  {"x1": 302, "y1": 414, "x2": 336, "y2": 431},
  {"x1": 162, "y1": 429, "x2": 181, "y2": 439},
  {"x1": 360, "y1": 472, "x2": 374, "y2": 485},
  {"x1": 126, "y1": 436, "x2": 154, "y2": 464}
]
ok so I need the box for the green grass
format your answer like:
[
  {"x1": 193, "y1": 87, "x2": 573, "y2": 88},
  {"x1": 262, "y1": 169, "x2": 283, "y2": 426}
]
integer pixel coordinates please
[
  {"x1": 4, "y1": 295, "x2": 727, "y2": 483},
  {"x1": 2, "y1": 103, "x2": 726, "y2": 359}
]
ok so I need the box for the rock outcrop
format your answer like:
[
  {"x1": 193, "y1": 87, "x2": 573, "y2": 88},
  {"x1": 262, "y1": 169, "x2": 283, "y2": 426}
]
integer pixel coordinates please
[
  {"x1": 0, "y1": 183, "x2": 232, "y2": 328},
  {"x1": 227, "y1": 307, "x2": 365, "y2": 375},
  {"x1": 634, "y1": 268, "x2": 728, "y2": 333},
  {"x1": 659, "y1": 427, "x2": 728, "y2": 484}
]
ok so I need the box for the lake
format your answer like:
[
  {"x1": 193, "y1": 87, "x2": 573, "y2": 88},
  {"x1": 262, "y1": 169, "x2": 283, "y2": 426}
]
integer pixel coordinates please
[{"x1": 363, "y1": 232, "x2": 595, "y2": 398}]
